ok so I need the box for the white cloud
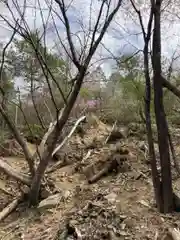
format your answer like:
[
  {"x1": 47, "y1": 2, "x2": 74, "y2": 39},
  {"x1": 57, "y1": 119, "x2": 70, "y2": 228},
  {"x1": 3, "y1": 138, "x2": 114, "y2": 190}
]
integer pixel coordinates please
[{"x1": 0, "y1": 0, "x2": 180, "y2": 84}]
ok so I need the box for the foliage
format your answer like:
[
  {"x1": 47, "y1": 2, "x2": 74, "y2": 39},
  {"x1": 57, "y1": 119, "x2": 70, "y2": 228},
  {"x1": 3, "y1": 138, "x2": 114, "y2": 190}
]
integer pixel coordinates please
[
  {"x1": 22, "y1": 124, "x2": 45, "y2": 144},
  {"x1": 80, "y1": 87, "x2": 92, "y2": 99},
  {"x1": 0, "y1": 65, "x2": 16, "y2": 101},
  {"x1": 8, "y1": 31, "x2": 64, "y2": 82},
  {"x1": 7, "y1": 30, "x2": 70, "y2": 106}
]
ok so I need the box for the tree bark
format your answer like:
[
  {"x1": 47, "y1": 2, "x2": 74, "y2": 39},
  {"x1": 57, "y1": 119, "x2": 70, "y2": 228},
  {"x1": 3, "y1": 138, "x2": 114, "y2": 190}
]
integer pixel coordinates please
[
  {"x1": 152, "y1": 0, "x2": 174, "y2": 213},
  {"x1": 144, "y1": 42, "x2": 162, "y2": 211},
  {"x1": 28, "y1": 67, "x2": 87, "y2": 206}
]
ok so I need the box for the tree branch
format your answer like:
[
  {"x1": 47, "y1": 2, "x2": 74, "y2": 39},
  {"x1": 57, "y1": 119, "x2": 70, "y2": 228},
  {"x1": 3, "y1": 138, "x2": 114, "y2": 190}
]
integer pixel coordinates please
[
  {"x1": 54, "y1": 0, "x2": 81, "y2": 70},
  {"x1": 0, "y1": 106, "x2": 35, "y2": 176}
]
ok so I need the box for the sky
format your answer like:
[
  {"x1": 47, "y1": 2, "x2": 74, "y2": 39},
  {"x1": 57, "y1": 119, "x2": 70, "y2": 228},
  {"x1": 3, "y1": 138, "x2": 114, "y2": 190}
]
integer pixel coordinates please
[{"x1": 0, "y1": 0, "x2": 180, "y2": 89}]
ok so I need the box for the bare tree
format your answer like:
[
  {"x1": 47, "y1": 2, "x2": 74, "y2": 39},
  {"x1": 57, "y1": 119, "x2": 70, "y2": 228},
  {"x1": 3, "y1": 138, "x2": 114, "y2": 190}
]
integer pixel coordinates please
[
  {"x1": 0, "y1": 0, "x2": 123, "y2": 207},
  {"x1": 129, "y1": 0, "x2": 180, "y2": 213}
]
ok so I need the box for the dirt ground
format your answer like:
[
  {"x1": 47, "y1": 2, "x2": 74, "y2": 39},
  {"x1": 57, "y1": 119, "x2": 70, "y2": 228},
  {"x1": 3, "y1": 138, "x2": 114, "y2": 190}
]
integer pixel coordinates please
[{"x1": 0, "y1": 115, "x2": 180, "y2": 240}]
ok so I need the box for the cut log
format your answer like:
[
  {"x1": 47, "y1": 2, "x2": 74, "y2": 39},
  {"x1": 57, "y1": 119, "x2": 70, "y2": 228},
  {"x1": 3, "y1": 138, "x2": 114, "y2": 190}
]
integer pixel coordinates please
[
  {"x1": 0, "y1": 158, "x2": 31, "y2": 185},
  {"x1": 0, "y1": 195, "x2": 22, "y2": 222}
]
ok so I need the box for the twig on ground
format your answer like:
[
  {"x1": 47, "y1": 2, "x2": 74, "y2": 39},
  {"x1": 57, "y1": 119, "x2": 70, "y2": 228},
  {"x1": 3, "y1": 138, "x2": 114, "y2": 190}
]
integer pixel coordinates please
[
  {"x1": 104, "y1": 120, "x2": 117, "y2": 144},
  {"x1": 0, "y1": 179, "x2": 15, "y2": 197},
  {"x1": 47, "y1": 116, "x2": 86, "y2": 173},
  {"x1": 0, "y1": 195, "x2": 23, "y2": 222}
]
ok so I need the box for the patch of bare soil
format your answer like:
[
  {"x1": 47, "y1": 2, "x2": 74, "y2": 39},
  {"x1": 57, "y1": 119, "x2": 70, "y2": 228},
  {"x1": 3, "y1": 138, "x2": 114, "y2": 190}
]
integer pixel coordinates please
[{"x1": 0, "y1": 115, "x2": 180, "y2": 239}]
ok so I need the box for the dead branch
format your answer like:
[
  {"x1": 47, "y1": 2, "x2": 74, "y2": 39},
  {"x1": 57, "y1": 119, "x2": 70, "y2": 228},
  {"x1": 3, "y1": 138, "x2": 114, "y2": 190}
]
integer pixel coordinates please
[
  {"x1": 88, "y1": 153, "x2": 129, "y2": 184},
  {"x1": 105, "y1": 120, "x2": 117, "y2": 144},
  {"x1": 0, "y1": 158, "x2": 31, "y2": 185},
  {"x1": 0, "y1": 179, "x2": 15, "y2": 197},
  {"x1": 0, "y1": 195, "x2": 23, "y2": 222},
  {"x1": 88, "y1": 162, "x2": 113, "y2": 184},
  {"x1": 47, "y1": 115, "x2": 86, "y2": 173},
  {"x1": 163, "y1": 76, "x2": 180, "y2": 99},
  {"x1": 0, "y1": 106, "x2": 35, "y2": 176},
  {"x1": 43, "y1": 99, "x2": 54, "y2": 122},
  {"x1": 82, "y1": 149, "x2": 93, "y2": 163},
  {"x1": 52, "y1": 115, "x2": 86, "y2": 156},
  {"x1": 1, "y1": 0, "x2": 123, "y2": 206}
]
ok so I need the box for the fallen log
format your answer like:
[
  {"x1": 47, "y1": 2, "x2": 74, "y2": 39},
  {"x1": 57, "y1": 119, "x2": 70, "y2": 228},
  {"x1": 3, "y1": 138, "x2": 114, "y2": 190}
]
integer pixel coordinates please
[
  {"x1": 88, "y1": 151, "x2": 129, "y2": 184},
  {"x1": 88, "y1": 166, "x2": 108, "y2": 184},
  {"x1": 46, "y1": 116, "x2": 86, "y2": 173},
  {"x1": 0, "y1": 158, "x2": 31, "y2": 185},
  {"x1": 88, "y1": 155, "x2": 125, "y2": 184},
  {"x1": 0, "y1": 195, "x2": 23, "y2": 222}
]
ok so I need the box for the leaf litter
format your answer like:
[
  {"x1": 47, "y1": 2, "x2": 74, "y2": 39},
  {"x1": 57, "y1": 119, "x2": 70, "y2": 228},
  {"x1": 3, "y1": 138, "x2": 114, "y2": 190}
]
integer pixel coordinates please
[{"x1": 0, "y1": 114, "x2": 180, "y2": 239}]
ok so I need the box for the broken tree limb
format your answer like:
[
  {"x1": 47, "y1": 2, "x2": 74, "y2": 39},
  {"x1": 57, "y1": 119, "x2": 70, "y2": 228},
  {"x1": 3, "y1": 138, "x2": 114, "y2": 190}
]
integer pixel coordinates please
[
  {"x1": 88, "y1": 152, "x2": 129, "y2": 184},
  {"x1": 0, "y1": 106, "x2": 35, "y2": 176},
  {"x1": 52, "y1": 115, "x2": 86, "y2": 157},
  {"x1": 0, "y1": 195, "x2": 23, "y2": 222},
  {"x1": 82, "y1": 149, "x2": 93, "y2": 163},
  {"x1": 46, "y1": 160, "x2": 67, "y2": 174},
  {"x1": 0, "y1": 158, "x2": 31, "y2": 185},
  {"x1": 88, "y1": 156, "x2": 121, "y2": 184},
  {"x1": 46, "y1": 116, "x2": 86, "y2": 173},
  {"x1": 163, "y1": 77, "x2": 180, "y2": 99},
  {"x1": 88, "y1": 166, "x2": 109, "y2": 184},
  {"x1": 0, "y1": 179, "x2": 15, "y2": 197},
  {"x1": 105, "y1": 120, "x2": 117, "y2": 144}
]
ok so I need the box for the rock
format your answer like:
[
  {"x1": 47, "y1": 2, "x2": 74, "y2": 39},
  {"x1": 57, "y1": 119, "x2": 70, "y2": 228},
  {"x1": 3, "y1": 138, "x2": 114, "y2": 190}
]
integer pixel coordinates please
[
  {"x1": 69, "y1": 219, "x2": 79, "y2": 226},
  {"x1": 104, "y1": 192, "x2": 117, "y2": 204},
  {"x1": 138, "y1": 200, "x2": 150, "y2": 208},
  {"x1": 38, "y1": 193, "x2": 62, "y2": 210}
]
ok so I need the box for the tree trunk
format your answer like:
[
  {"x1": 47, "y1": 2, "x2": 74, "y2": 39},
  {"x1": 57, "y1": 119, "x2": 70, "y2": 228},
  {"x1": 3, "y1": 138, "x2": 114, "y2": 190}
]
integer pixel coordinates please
[
  {"x1": 28, "y1": 68, "x2": 86, "y2": 206},
  {"x1": 0, "y1": 106, "x2": 35, "y2": 176},
  {"x1": 144, "y1": 43, "x2": 162, "y2": 211},
  {"x1": 152, "y1": 0, "x2": 174, "y2": 213}
]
